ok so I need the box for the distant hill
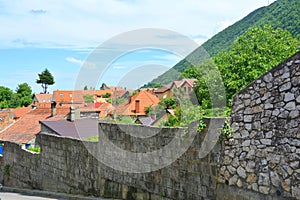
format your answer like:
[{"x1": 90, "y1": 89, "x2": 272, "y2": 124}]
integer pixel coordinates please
[{"x1": 145, "y1": 0, "x2": 300, "y2": 87}]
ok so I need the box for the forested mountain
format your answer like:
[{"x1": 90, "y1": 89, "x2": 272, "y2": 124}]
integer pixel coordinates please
[{"x1": 145, "y1": 0, "x2": 300, "y2": 87}]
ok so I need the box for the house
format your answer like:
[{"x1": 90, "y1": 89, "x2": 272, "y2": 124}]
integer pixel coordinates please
[
  {"x1": 79, "y1": 102, "x2": 103, "y2": 118},
  {"x1": 114, "y1": 90, "x2": 160, "y2": 117},
  {"x1": 154, "y1": 78, "x2": 197, "y2": 99},
  {"x1": 100, "y1": 83, "x2": 123, "y2": 91},
  {"x1": 111, "y1": 90, "x2": 130, "y2": 99},
  {"x1": 94, "y1": 90, "x2": 112, "y2": 102},
  {"x1": 39, "y1": 118, "x2": 99, "y2": 140},
  {"x1": 33, "y1": 93, "x2": 53, "y2": 108},
  {"x1": 53, "y1": 90, "x2": 85, "y2": 105},
  {"x1": 172, "y1": 78, "x2": 196, "y2": 95},
  {"x1": 11, "y1": 106, "x2": 32, "y2": 120},
  {"x1": 98, "y1": 103, "x2": 113, "y2": 118},
  {"x1": 0, "y1": 110, "x2": 14, "y2": 131},
  {"x1": 0, "y1": 106, "x2": 32, "y2": 132},
  {"x1": 154, "y1": 86, "x2": 173, "y2": 99},
  {"x1": 0, "y1": 105, "x2": 69, "y2": 148},
  {"x1": 53, "y1": 90, "x2": 113, "y2": 105}
]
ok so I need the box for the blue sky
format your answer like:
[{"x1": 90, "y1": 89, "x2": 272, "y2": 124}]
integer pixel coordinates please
[{"x1": 0, "y1": 0, "x2": 276, "y2": 93}]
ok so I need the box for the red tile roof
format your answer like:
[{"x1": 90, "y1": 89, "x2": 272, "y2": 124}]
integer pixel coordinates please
[
  {"x1": 53, "y1": 90, "x2": 85, "y2": 103},
  {"x1": 33, "y1": 93, "x2": 53, "y2": 103},
  {"x1": 98, "y1": 103, "x2": 113, "y2": 118},
  {"x1": 0, "y1": 110, "x2": 14, "y2": 131},
  {"x1": 11, "y1": 106, "x2": 32, "y2": 119},
  {"x1": 0, "y1": 107, "x2": 69, "y2": 144},
  {"x1": 93, "y1": 90, "x2": 112, "y2": 97},
  {"x1": 53, "y1": 90, "x2": 112, "y2": 104},
  {"x1": 115, "y1": 90, "x2": 159, "y2": 116}
]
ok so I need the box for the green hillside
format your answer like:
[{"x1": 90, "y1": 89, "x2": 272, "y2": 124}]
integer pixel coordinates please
[{"x1": 145, "y1": 0, "x2": 300, "y2": 87}]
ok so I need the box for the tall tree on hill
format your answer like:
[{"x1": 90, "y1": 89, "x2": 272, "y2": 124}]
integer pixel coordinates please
[
  {"x1": 36, "y1": 69, "x2": 55, "y2": 94},
  {"x1": 215, "y1": 25, "x2": 299, "y2": 106}
]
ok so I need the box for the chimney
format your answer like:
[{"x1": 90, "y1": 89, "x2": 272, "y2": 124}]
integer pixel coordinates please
[
  {"x1": 70, "y1": 106, "x2": 75, "y2": 122},
  {"x1": 135, "y1": 100, "x2": 140, "y2": 113},
  {"x1": 151, "y1": 114, "x2": 156, "y2": 120},
  {"x1": 51, "y1": 102, "x2": 57, "y2": 117}
]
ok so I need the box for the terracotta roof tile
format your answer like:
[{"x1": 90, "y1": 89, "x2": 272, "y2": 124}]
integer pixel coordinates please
[
  {"x1": 115, "y1": 91, "x2": 159, "y2": 116},
  {"x1": 33, "y1": 93, "x2": 53, "y2": 103},
  {"x1": 53, "y1": 90, "x2": 85, "y2": 103},
  {"x1": 0, "y1": 107, "x2": 69, "y2": 144},
  {"x1": 98, "y1": 103, "x2": 113, "y2": 118},
  {"x1": 53, "y1": 90, "x2": 112, "y2": 104},
  {"x1": 11, "y1": 106, "x2": 32, "y2": 119}
]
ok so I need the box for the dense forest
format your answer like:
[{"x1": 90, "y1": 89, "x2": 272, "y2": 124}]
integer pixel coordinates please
[{"x1": 145, "y1": 0, "x2": 300, "y2": 87}]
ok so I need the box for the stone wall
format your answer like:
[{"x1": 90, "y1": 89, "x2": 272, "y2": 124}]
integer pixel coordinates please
[
  {"x1": 0, "y1": 52, "x2": 299, "y2": 200},
  {"x1": 220, "y1": 52, "x2": 300, "y2": 199},
  {"x1": 0, "y1": 119, "x2": 225, "y2": 200}
]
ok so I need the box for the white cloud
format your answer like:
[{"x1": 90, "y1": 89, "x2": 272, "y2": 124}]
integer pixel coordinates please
[
  {"x1": 0, "y1": 0, "x2": 277, "y2": 49},
  {"x1": 29, "y1": 9, "x2": 47, "y2": 15},
  {"x1": 66, "y1": 57, "x2": 83, "y2": 65},
  {"x1": 112, "y1": 65, "x2": 126, "y2": 69}
]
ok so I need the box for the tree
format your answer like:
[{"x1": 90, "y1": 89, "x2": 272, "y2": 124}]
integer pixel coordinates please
[
  {"x1": 215, "y1": 25, "x2": 299, "y2": 105},
  {"x1": 16, "y1": 83, "x2": 33, "y2": 107},
  {"x1": 36, "y1": 69, "x2": 55, "y2": 94},
  {"x1": 84, "y1": 95, "x2": 94, "y2": 103},
  {"x1": 159, "y1": 97, "x2": 177, "y2": 109},
  {"x1": 102, "y1": 93, "x2": 111, "y2": 98},
  {"x1": 0, "y1": 86, "x2": 14, "y2": 108},
  {"x1": 181, "y1": 59, "x2": 226, "y2": 113}
]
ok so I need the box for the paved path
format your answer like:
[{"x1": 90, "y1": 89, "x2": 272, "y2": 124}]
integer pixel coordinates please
[
  {"x1": 0, "y1": 187, "x2": 120, "y2": 200},
  {"x1": 0, "y1": 191, "x2": 58, "y2": 200}
]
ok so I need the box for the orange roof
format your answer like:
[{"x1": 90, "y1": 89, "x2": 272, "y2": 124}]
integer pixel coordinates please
[
  {"x1": 94, "y1": 90, "x2": 112, "y2": 97},
  {"x1": 53, "y1": 90, "x2": 113, "y2": 103},
  {"x1": 98, "y1": 103, "x2": 113, "y2": 118},
  {"x1": 33, "y1": 93, "x2": 53, "y2": 103},
  {"x1": 0, "y1": 107, "x2": 69, "y2": 144},
  {"x1": 12, "y1": 106, "x2": 32, "y2": 119},
  {"x1": 115, "y1": 90, "x2": 159, "y2": 116},
  {"x1": 53, "y1": 90, "x2": 85, "y2": 103}
]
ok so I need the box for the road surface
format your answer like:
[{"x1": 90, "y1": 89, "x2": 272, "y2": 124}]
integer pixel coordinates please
[{"x1": 0, "y1": 191, "x2": 59, "y2": 200}]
